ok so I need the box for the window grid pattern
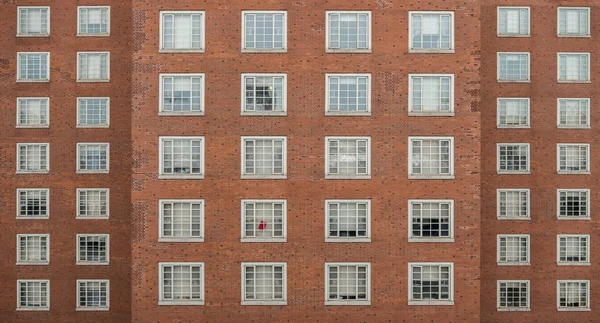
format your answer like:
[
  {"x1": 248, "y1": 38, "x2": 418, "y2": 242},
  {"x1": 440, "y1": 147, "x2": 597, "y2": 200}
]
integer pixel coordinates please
[
  {"x1": 244, "y1": 138, "x2": 284, "y2": 175},
  {"x1": 79, "y1": 8, "x2": 109, "y2": 35},
  {"x1": 18, "y1": 190, "x2": 48, "y2": 218},
  {"x1": 559, "y1": 9, "x2": 589, "y2": 36},
  {"x1": 18, "y1": 235, "x2": 48, "y2": 263},
  {"x1": 244, "y1": 76, "x2": 284, "y2": 112},
  {"x1": 498, "y1": 144, "x2": 528, "y2": 172},
  {"x1": 244, "y1": 13, "x2": 285, "y2": 49},
  {"x1": 559, "y1": 281, "x2": 588, "y2": 309},
  {"x1": 162, "y1": 76, "x2": 202, "y2": 112},
  {"x1": 244, "y1": 265, "x2": 284, "y2": 301},
  {"x1": 162, "y1": 202, "x2": 203, "y2": 238},
  {"x1": 499, "y1": 281, "x2": 529, "y2": 309},
  {"x1": 78, "y1": 235, "x2": 108, "y2": 263},
  {"x1": 328, "y1": 139, "x2": 368, "y2": 176},
  {"x1": 327, "y1": 265, "x2": 368, "y2": 301},
  {"x1": 162, "y1": 139, "x2": 203, "y2": 175},
  {"x1": 328, "y1": 76, "x2": 368, "y2": 112},
  {"x1": 78, "y1": 144, "x2": 108, "y2": 171},
  {"x1": 498, "y1": 53, "x2": 529, "y2": 81},
  {"x1": 559, "y1": 236, "x2": 589, "y2": 263},
  {"x1": 498, "y1": 8, "x2": 529, "y2": 35},
  {"x1": 411, "y1": 139, "x2": 451, "y2": 175},
  {"x1": 559, "y1": 54, "x2": 589, "y2": 81},
  {"x1": 18, "y1": 53, "x2": 48, "y2": 81},
  {"x1": 558, "y1": 190, "x2": 588, "y2": 218},
  {"x1": 411, "y1": 202, "x2": 451, "y2": 238},
  {"x1": 559, "y1": 145, "x2": 588, "y2": 172},
  {"x1": 244, "y1": 202, "x2": 284, "y2": 238},
  {"x1": 499, "y1": 236, "x2": 528, "y2": 263},
  {"x1": 498, "y1": 99, "x2": 528, "y2": 127},
  {"x1": 162, "y1": 265, "x2": 203, "y2": 301},
  {"x1": 411, "y1": 13, "x2": 452, "y2": 49},
  {"x1": 78, "y1": 190, "x2": 108, "y2": 218},
  {"x1": 78, "y1": 281, "x2": 108, "y2": 308},
  {"x1": 18, "y1": 144, "x2": 48, "y2": 172},
  {"x1": 18, "y1": 98, "x2": 48, "y2": 126},
  {"x1": 18, "y1": 281, "x2": 48, "y2": 309},
  {"x1": 328, "y1": 202, "x2": 368, "y2": 238},
  {"x1": 162, "y1": 13, "x2": 203, "y2": 50},
  {"x1": 19, "y1": 8, "x2": 49, "y2": 35},
  {"x1": 78, "y1": 53, "x2": 108, "y2": 80},
  {"x1": 328, "y1": 13, "x2": 369, "y2": 49},
  {"x1": 411, "y1": 265, "x2": 451, "y2": 301},
  {"x1": 498, "y1": 190, "x2": 528, "y2": 218},
  {"x1": 411, "y1": 76, "x2": 451, "y2": 112},
  {"x1": 559, "y1": 99, "x2": 589, "y2": 127},
  {"x1": 78, "y1": 99, "x2": 108, "y2": 126}
]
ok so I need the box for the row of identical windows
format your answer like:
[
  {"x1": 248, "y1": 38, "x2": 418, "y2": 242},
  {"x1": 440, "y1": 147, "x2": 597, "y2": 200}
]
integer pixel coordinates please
[
  {"x1": 16, "y1": 52, "x2": 109, "y2": 82},
  {"x1": 497, "y1": 98, "x2": 590, "y2": 129},
  {"x1": 16, "y1": 234, "x2": 109, "y2": 265},
  {"x1": 15, "y1": 143, "x2": 109, "y2": 174},
  {"x1": 497, "y1": 189, "x2": 590, "y2": 220},
  {"x1": 497, "y1": 234, "x2": 591, "y2": 266},
  {"x1": 496, "y1": 143, "x2": 590, "y2": 174},
  {"x1": 17, "y1": 280, "x2": 109, "y2": 311},
  {"x1": 17, "y1": 6, "x2": 110, "y2": 37},
  {"x1": 497, "y1": 280, "x2": 590, "y2": 311}
]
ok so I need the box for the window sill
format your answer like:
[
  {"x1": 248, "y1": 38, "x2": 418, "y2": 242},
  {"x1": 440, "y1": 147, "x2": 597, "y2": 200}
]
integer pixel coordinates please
[
  {"x1": 497, "y1": 217, "x2": 531, "y2": 221},
  {"x1": 408, "y1": 49, "x2": 455, "y2": 54},
  {"x1": 76, "y1": 125, "x2": 110, "y2": 128},
  {"x1": 408, "y1": 238, "x2": 454, "y2": 243},
  {"x1": 241, "y1": 49, "x2": 287, "y2": 54},
  {"x1": 557, "y1": 307, "x2": 591, "y2": 312},
  {"x1": 326, "y1": 49, "x2": 372, "y2": 54},
  {"x1": 76, "y1": 307, "x2": 110, "y2": 311},
  {"x1": 241, "y1": 175, "x2": 287, "y2": 180},
  {"x1": 325, "y1": 238, "x2": 371, "y2": 243},
  {"x1": 497, "y1": 34, "x2": 531, "y2": 38},
  {"x1": 240, "y1": 238, "x2": 287, "y2": 243},
  {"x1": 557, "y1": 126, "x2": 590, "y2": 129},
  {"x1": 497, "y1": 262, "x2": 530, "y2": 266},
  {"x1": 325, "y1": 112, "x2": 372, "y2": 117},
  {"x1": 76, "y1": 262, "x2": 110, "y2": 266},
  {"x1": 497, "y1": 80, "x2": 530, "y2": 83},
  {"x1": 76, "y1": 34, "x2": 111, "y2": 37},
  {"x1": 159, "y1": 112, "x2": 205, "y2": 116},
  {"x1": 76, "y1": 79, "x2": 110, "y2": 83},
  {"x1": 408, "y1": 175, "x2": 454, "y2": 180},
  {"x1": 241, "y1": 112, "x2": 287, "y2": 117},
  {"x1": 16, "y1": 216, "x2": 49, "y2": 220},
  {"x1": 16, "y1": 79, "x2": 50, "y2": 83},
  {"x1": 557, "y1": 34, "x2": 591, "y2": 38},
  {"x1": 16, "y1": 171, "x2": 49, "y2": 174},
  {"x1": 557, "y1": 80, "x2": 591, "y2": 84},
  {"x1": 77, "y1": 170, "x2": 109, "y2": 174},
  {"x1": 409, "y1": 300, "x2": 454, "y2": 306},
  {"x1": 16, "y1": 34, "x2": 50, "y2": 37},
  {"x1": 557, "y1": 217, "x2": 590, "y2": 221},
  {"x1": 241, "y1": 301, "x2": 287, "y2": 306},
  {"x1": 159, "y1": 49, "x2": 205, "y2": 54},
  {"x1": 16, "y1": 262, "x2": 49, "y2": 266},
  {"x1": 497, "y1": 125, "x2": 530, "y2": 129},
  {"x1": 497, "y1": 171, "x2": 530, "y2": 175},
  {"x1": 325, "y1": 300, "x2": 371, "y2": 306},
  {"x1": 497, "y1": 307, "x2": 531, "y2": 311},
  {"x1": 16, "y1": 125, "x2": 49, "y2": 129},
  {"x1": 159, "y1": 238, "x2": 204, "y2": 243},
  {"x1": 76, "y1": 216, "x2": 110, "y2": 220},
  {"x1": 409, "y1": 112, "x2": 454, "y2": 117},
  {"x1": 158, "y1": 301, "x2": 204, "y2": 306},
  {"x1": 16, "y1": 307, "x2": 49, "y2": 311},
  {"x1": 557, "y1": 171, "x2": 590, "y2": 175},
  {"x1": 158, "y1": 175, "x2": 205, "y2": 180},
  {"x1": 557, "y1": 262, "x2": 591, "y2": 266},
  {"x1": 325, "y1": 175, "x2": 371, "y2": 180}
]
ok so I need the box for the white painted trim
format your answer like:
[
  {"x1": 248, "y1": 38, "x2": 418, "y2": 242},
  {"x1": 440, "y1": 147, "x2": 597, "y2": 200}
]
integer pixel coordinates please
[
  {"x1": 408, "y1": 199, "x2": 454, "y2": 242},
  {"x1": 497, "y1": 52, "x2": 530, "y2": 83},
  {"x1": 325, "y1": 11, "x2": 372, "y2": 53},
  {"x1": 325, "y1": 199, "x2": 371, "y2": 242},
  {"x1": 557, "y1": 7, "x2": 591, "y2": 37},
  {"x1": 325, "y1": 136, "x2": 371, "y2": 179},
  {"x1": 76, "y1": 97, "x2": 110, "y2": 128},
  {"x1": 158, "y1": 136, "x2": 205, "y2": 179},
  {"x1": 556, "y1": 143, "x2": 591, "y2": 174},
  {"x1": 16, "y1": 143, "x2": 50, "y2": 174},
  {"x1": 408, "y1": 136, "x2": 454, "y2": 179},
  {"x1": 76, "y1": 143, "x2": 110, "y2": 174},
  {"x1": 556, "y1": 98, "x2": 591, "y2": 129},
  {"x1": 158, "y1": 73, "x2": 205, "y2": 116},
  {"x1": 496, "y1": 189, "x2": 530, "y2": 220},
  {"x1": 240, "y1": 136, "x2": 287, "y2": 179},
  {"x1": 16, "y1": 280, "x2": 50, "y2": 311},
  {"x1": 16, "y1": 52, "x2": 50, "y2": 82},
  {"x1": 16, "y1": 97, "x2": 50, "y2": 128},
  {"x1": 76, "y1": 188, "x2": 110, "y2": 219},
  {"x1": 497, "y1": 7, "x2": 531, "y2": 37},
  {"x1": 556, "y1": 189, "x2": 591, "y2": 220},
  {"x1": 76, "y1": 6, "x2": 111, "y2": 36},
  {"x1": 408, "y1": 74, "x2": 455, "y2": 116},
  {"x1": 240, "y1": 73, "x2": 287, "y2": 116},
  {"x1": 557, "y1": 280, "x2": 591, "y2": 311},
  {"x1": 241, "y1": 11, "x2": 288, "y2": 53},
  {"x1": 17, "y1": 7, "x2": 50, "y2": 37},
  {"x1": 408, "y1": 262, "x2": 454, "y2": 305},
  {"x1": 325, "y1": 73, "x2": 371, "y2": 116},
  {"x1": 158, "y1": 199, "x2": 205, "y2": 242},
  {"x1": 159, "y1": 11, "x2": 206, "y2": 53},
  {"x1": 557, "y1": 234, "x2": 591, "y2": 265},
  {"x1": 158, "y1": 262, "x2": 205, "y2": 305},
  {"x1": 241, "y1": 262, "x2": 287, "y2": 305},
  {"x1": 408, "y1": 11, "x2": 455, "y2": 53},
  {"x1": 557, "y1": 52, "x2": 591, "y2": 83},
  {"x1": 16, "y1": 234, "x2": 50, "y2": 265},
  {"x1": 496, "y1": 97, "x2": 530, "y2": 128},
  {"x1": 76, "y1": 280, "x2": 110, "y2": 311},
  {"x1": 76, "y1": 234, "x2": 110, "y2": 265},
  {"x1": 496, "y1": 234, "x2": 530, "y2": 265},
  {"x1": 497, "y1": 280, "x2": 531, "y2": 311},
  {"x1": 496, "y1": 143, "x2": 530, "y2": 174},
  {"x1": 240, "y1": 199, "x2": 287, "y2": 242},
  {"x1": 76, "y1": 52, "x2": 110, "y2": 82},
  {"x1": 16, "y1": 188, "x2": 50, "y2": 219},
  {"x1": 324, "y1": 262, "x2": 371, "y2": 305}
]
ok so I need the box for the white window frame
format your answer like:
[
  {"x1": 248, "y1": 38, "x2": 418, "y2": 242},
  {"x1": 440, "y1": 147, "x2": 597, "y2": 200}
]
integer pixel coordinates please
[
  {"x1": 16, "y1": 97, "x2": 50, "y2": 128},
  {"x1": 240, "y1": 73, "x2": 287, "y2": 116},
  {"x1": 557, "y1": 52, "x2": 590, "y2": 83},
  {"x1": 16, "y1": 188, "x2": 49, "y2": 219},
  {"x1": 324, "y1": 262, "x2": 371, "y2": 306},
  {"x1": 408, "y1": 262, "x2": 454, "y2": 305},
  {"x1": 76, "y1": 188, "x2": 110, "y2": 219},
  {"x1": 557, "y1": 234, "x2": 591, "y2": 265},
  {"x1": 76, "y1": 280, "x2": 110, "y2": 311},
  {"x1": 159, "y1": 11, "x2": 205, "y2": 53},
  {"x1": 16, "y1": 143, "x2": 50, "y2": 174},
  {"x1": 497, "y1": 234, "x2": 530, "y2": 265},
  {"x1": 325, "y1": 73, "x2": 371, "y2": 116},
  {"x1": 325, "y1": 136, "x2": 371, "y2": 179},
  {"x1": 408, "y1": 11, "x2": 455, "y2": 53},
  {"x1": 497, "y1": 7, "x2": 530, "y2": 37},
  {"x1": 76, "y1": 52, "x2": 110, "y2": 82},
  {"x1": 497, "y1": 280, "x2": 531, "y2": 311},
  {"x1": 77, "y1": 97, "x2": 110, "y2": 128},
  {"x1": 408, "y1": 136, "x2": 454, "y2": 179},
  {"x1": 16, "y1": 234, "x2": 50, "y2": 265},
  {"x1": 240, "y1": 262, "x2": 287, "y2": 305},
  {"x1": 496, "y1": 143, "x2": 530, "y2": 174},
  {"x1": 240, "y1": 199, "x2": 287, "y2": 242},
  {"x1": 325, "y1": 199, "x2": 371, "y2": 242},
  {"x1": 557, "y1": 7, "x2": 591, "y2": 37},
  {"x1": 76, "y1": 143, "x2": 110, "y2": 174},
  {"x1": 16, "y1": 52, "x2": 50, "y2": 82},
  {"x1": 159, "y1": 199, "x2": 205, "y2": 242},
  {"x1": 497, "y1": 52, "x2": 530, "y2": 83},
  {"x1": 158, "y1": 73, "x2": 205, "y2": 116},
  {"x1": 241, "y1": 136, "x2": 287, "y2": 179},
  {"x1": 557, "y1": 280, "x2": 591, "y2": 311},
  {"x1": 158, "y1": 262, "x2": 205, "y2": 305},
  {"x1": 325, "y1": 11, "x2": 372, "y2": 53},
  {"x1": 496, "y1": 98, "x2": 530, "y2": 128},
  {"x1": 557, "y1": 143, "x2": 590, "y2": 174},
  {"x1": 556, "y1": 189, "x2": 590, "y2": 220},
  {"x1": 159, "y1": 136, "x2": 205, "y2": 179},
  {"x1": 17, "y1": 6, "x2": 50, "y2": 37},
  {"x1": 408, "y1": 199, "x2": 454, "y2": 242},
  {"x1": 408, "y1": 74, "x2": 454, "y2": 116},
  {"x1": 557, "y1": 98, "x2": 590, "y2": 129},
  {"x1": 76, "y1": 234, "x2": 110, "y2": 265},
  {"x1": 241, "y1": 11, "x2": 287, "y2": 53},
  {"x1": 16, "y1": 280, "x2": 50, "y2": 311},
  {"x1": 77, "y1": 6, "x2": 110, "y2": 37},
  {"x1": 497, "y1": 189, "x2": 530, "y2": 220}
]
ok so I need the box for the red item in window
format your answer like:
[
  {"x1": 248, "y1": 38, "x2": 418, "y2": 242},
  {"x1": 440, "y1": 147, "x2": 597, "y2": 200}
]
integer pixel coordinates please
[{"x1": 258, "y1": 220, "x2": 267, "y2": 230}]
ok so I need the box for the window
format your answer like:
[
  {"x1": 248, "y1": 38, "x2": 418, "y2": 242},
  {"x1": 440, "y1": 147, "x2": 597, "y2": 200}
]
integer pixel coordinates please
[
  {"x1": 159, "y1": 200, "x2": 204, "y2": 242},
  {"x1": 497, "y1": 53, "x2": 530, "y2": 82},
  {"x1": 497, "y1": 143, "x2": 530, "y2": 174},
  {"x1": 17, "y1": 52, "x2": 50, "y2": 82},
  {"x1": 557, "y1": 281, "x2": 590, "y2": 311},
  {"x1": 159, "y1": 74, "x2": 204, "y2": 115},
  {"x1": 409, "y1": 11, "x2": 454, "y2": 52},
  {"x1": 557, "y1": 144, "x2": 590, "y2": 174},
  {"x1": 159, "y1": 137, "x2": 205, "y2": 179},
  {"x1": 497, "y1": 281, "x2": 530, "y2": 311},
  {"x1": 408, "y1": 74, "x2": 454, "y2": 115},
  {"x1": 77, "y1": 280, "x2": 109, "y2": 311},
  {"x1": 17, "y1": 280, "x2": 49, "y2": 311},
  {"x1": 241, "y1": 200, "x2": 286, "y2": 242},
  {"x1": 557, "y1": 189, "x2": 590, "y2": 219},
  {"x1": 241, "y1": 136, "x2": 287, "y2": 179},
  {"x1": 17, "y1": 97, "x2": 49, "y2": 128},
  {"x1": 325, "y1": 263, "x2": 370, "y2": 305},
  {"x1": 497, "y1": 7, "x2": 530, "y2": 37},
  {"x1": 241, "y1": 74, "x2": 286, "y2": 115},
  {"x1": 408, "y1": 262, "x2": 454, "y2": 305},
  {"x1": 408, "y1": 200, "x2": 454, "y2": 242},
  {"x1": 77, "y1": 6, "x2": 110, "y2": 36},
  {"x1": 557, "y1": 99, "x2": 590, "y2": 128},
  {"x1": 241, "y1": 263, "x2": 287, "y2": 305},
  {"x1": 242, "y1": 11, "x2": 287, "y2": 52},
  {"x1": 17, "y1": 143, "x2": 49, "y2": 173},
  {"x1": 326, "y1": 137, "x2": 371, "y2": 179},
  {"x1": 326, "y1": 74, "x2": 371, "y2": 115},
  {"x1": 77, "y1": 234, "x2": 109, "y2": 265},
  {"x1": 17, "y1": 189, "x2": 49, "y2": 219},
  {"x1": 558, "y1": 235, "x2": 590, "y2": 265},
  {"x1": 326, "y1": 11, "x2": 371, "y2": 53},
  {"x1": 408, "y1": 137, "x2": 454, "y2": 179},
  {"x1": 497, "y1": 189, "x2": 530, "y2": 220},
  {"x1": 325, "y1": 200, "x2": 370, "y2": 242},
  {"x1": 17, "y1": 7, "x2": 50, "y2": 36},
  {"x1": 77, "y1": 143, "x2": 109, "y2": 173},
  {"x1": 160, "y1": 11, "x2": 205, "y2": 52},
  {"x1": 497, "y1": 98, "x2": 529, "y2": 128},
  {"x1": 77, "y1": 98, "x2": 109, "y2": 127},
  {"x1": 17, "y1": 234, "x2": 49, "y2": 265},
  {"x1": 159, "y1": 262, "x2": 204, "y2": 305},
  {"x1": 558, "y1": 53, "x2": 590, "y2": 83},
  {"x1": 77, "y1": 189, "x2": 109, "y2": 219},
  {"x1": 497, "y1": 235, "x2": 530, "y2": 265},
  {"x1": 77, "y1": 52, "x2": 109, "y2": 82},
  {"x1": 558, "y1": 8, "x2": 590, "y2": 37}
]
